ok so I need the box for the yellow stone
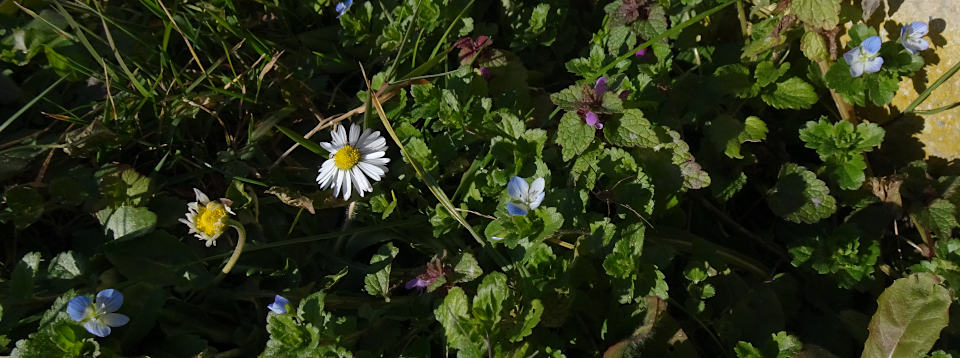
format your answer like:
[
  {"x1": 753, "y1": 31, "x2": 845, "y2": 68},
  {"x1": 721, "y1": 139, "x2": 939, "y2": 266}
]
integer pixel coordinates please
[{"x1": 881, "y1": 0, "x2": 960, "y2": 159}]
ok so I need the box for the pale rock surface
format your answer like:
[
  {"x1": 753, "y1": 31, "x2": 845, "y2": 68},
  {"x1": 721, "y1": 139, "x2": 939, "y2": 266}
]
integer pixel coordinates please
[{"x1": 879, "y1": 0, "x2": 959, "y2": 159}]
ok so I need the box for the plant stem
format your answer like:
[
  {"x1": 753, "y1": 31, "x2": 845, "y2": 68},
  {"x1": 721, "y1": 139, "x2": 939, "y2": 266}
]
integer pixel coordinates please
[
  {"x1": 817, "y1": 60, "x2": 857, "y2": 124},
  {"x1": 904, "y1": 60, "x2": 960, "y2": 114},
  {"x1": 214, "y1": 219, "x2": 247, "y2": 284},
  {"x1": 735, "y1": 0, "x2": 749, "y2": 37}
]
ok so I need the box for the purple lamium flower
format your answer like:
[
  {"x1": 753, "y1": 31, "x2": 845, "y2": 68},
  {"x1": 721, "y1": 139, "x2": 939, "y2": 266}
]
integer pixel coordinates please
[
  {"x1": 478, "y1": 67, "x2": 491, "y2": 80},
  {"x1": 406, "y1": 256, "x2": 449, "y2": 293},
  {"x1": 405, "y1": 278, "x2": 430, "y2": 290},
  {"x1": 67, "y1": 289, "x2": 130, "y2": 338},
  {"x1": 594, "y1": 77, "x2": 609, "y2": 97},
  {"x1": 506, "y1": 176, "x2": 545, "y2": 216},
  {"x1": 267, "y1": 295, "x2": 290, "y2": 314},
  {"x1": 843, "y1": 36, "x2": 884, "y2": 78},
  {"x1": 635, "y1": 48, "x2": 647, "y2": 57},
  {"x1": 585, "y1": 111, "x2": 602, "y2": 129},
  {"x1": 900, "y1": 21, "x2": 929, "y2": 54},
  {"x1": 335, "y1": 0, "x2": 353, "y2": 18}
]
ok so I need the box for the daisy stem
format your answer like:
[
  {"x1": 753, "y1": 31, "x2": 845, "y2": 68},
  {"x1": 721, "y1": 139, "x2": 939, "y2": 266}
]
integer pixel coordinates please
[{"x1": 215, "y1": 219, "x2": 247, "y2": 282}]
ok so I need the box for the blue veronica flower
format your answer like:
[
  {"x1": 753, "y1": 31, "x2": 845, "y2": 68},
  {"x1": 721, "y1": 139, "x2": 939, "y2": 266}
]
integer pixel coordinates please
[
  {"x1": 335, "y1": 0, "x2": 353, "y2": 18},
  {"x1": 843, "y1": 36, "x2": 884, "y2": 78},
  {"x1": 267, "y1": 295, "x2": 290, "y2": 314},
  {"x1": 506, "y1": 176, "x2": 546, "y2": 216},
  {"x1": 67, "y1": 289, "x2": 130, "y2": 338},
  {"x1": 900, "y1": 21, "x2": 929, "y2": 54}
]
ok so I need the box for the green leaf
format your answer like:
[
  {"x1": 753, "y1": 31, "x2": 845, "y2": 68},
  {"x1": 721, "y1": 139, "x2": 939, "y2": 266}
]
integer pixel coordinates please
[
  {"x1": 798, "y1": 119, "x2": 885, "y2": 190},
  {"x1": 508, "y1": 299, "x2": 543, "y2": 342},
  {"x1": 556, "y1": 111, "x2": 596, "y2": 161},
  {"x1": 363, "y1": 243, "x2": 399, "y2": 302},
  {"x1": 707, "y1": 115, "x2": 767, "y2": 159},
  {"x1": 867, "y1": 73, "x2": 900, "y2": 106},
  {"x1": 828, "y1": 156, "x2": 869, "y2": 190},
  {"x1": 47, "y1": 251, "x2": 83, "y2": 280},
  {"x1": 275, "y1": 125, "x2": 326, "y2": 155},
  {"x1": 772, "y1": 332, "x2": 804, "y2": 358},
  {"x1": 916, "y1": 199, "x2": 958, "y2": 239},
  {"x1": 602, "y1": 224, "x2": 645, "y2": 279},
  {"x1": 848, "y1": 23, "x2": 878, "y2": 46},
  {"x1": 434, "y1": 287, "x2": 483, "y2": 357},
  {"x1": 735, "y1": 342, "x2": 763, "y2": 358},
  {"x1": 473, "y1": 272, "x2": 508, "y2": 327},
  {"x1": 801, "y1": 31, "x2": 828, "y2": 61},
  {"x1": 789, "y1": 0, "x2": 841, "y2": 30},
  {"x1": 99, "y1": 205, "x2": 157, "y2": 240},
  {"x1": 768, "y1": 163, "x2": 837, "y2": 223},
  {"x1": 603, "y1": 109, "x2": 658, "y2": 148},
  {"x1": 297, "y1": 291, "x2": 329, "y2": 328},
  {"x1": 453, "y1": 253, "x2": 483, "y2": 283},
  {"x1": 3, "y1": 185, "x2": 44, "y2": 230},
  {"x1": 755, "y1": 60, "x2": 789, "y2": 88},
  {"x1": 761, "y1": 77, "x2": 818, "y2": 109},
  {"x1": 10, "y1": 252, "x2": 41, "y2": 299},
  {"x1": 825, "y1": 61, "x2": 867, "y2": 106},
  {"x1": 861, "y1": 273, "x2": 951, "y2": 358}
]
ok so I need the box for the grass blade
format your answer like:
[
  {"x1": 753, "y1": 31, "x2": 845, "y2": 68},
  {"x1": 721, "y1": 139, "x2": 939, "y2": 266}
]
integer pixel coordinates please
[{"x1": 0, "y1": 78, "x2": 64, "y2": 135}]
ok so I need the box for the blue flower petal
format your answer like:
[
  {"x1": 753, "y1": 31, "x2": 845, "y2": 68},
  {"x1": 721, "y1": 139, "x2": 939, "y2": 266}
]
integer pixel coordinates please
[
  {"x1": 67, "y1": 296, "x2": 92, "y2": 322},
  {"x1": 84, "y1": 320, "x2": 111, "y2": 337},
  {"x1": 506, "y1": 202, "x2": 528, "y2": 216},
  {"x1": 907, "y1": 21, "x2": 928, "y2": 36},
  {"x1": 267, "y1": 295, "x2": 289, "y2": 314},
  {"x1": 335, "y1": 0, "x2": 353, "y2": 18},
  {"x1": 96, "y1": 289, "x2": 124, "y2": 313},
  {"x1": 507, "y1": 176, "x2": 528, "y2": 201},
  {"x1": 101, "y1": 313, "x2": 129, "y2": 327},
  {"x1": 863, "y1": 56, "x2": 884, "y2": 74},
  {"x1": 861, "y1": 36, "x2": 882, "y2": 54}
]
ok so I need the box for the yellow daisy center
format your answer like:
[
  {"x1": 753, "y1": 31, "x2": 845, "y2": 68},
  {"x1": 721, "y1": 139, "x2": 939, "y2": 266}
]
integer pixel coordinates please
[
  {"x1": 196, "y1": 202, "x2": 228, "y2": 236},
  {"x1": 334, "y1": 145, "x2": 361, "y2": 169}
]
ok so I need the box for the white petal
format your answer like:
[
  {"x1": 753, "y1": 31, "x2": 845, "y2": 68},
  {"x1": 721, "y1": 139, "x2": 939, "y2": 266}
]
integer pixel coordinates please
[
  {"x1": 320, "y1": 141, "x2": 338, "y2": 153},
  {"x1": 365, "y1": 157, "x2": 390, "y2": 166},
  {"x1": 351, "y1": 167, "x2": 372, "y2": 195},
  {"x1": 364, "y1": 151, "x2": 385, "y2": 159},
  {"x1": 333, "y1": 170, "x2": 344, "y2": 198},
  {"x1": 348, "y1": 124, "x2": 361, "y2": 146},
  {"x1": 357, "y1": 162, "x2": 385, "y2": 181},
  {"x1": 342, "y1": 169, "x2": 353, "y2": 200},
  {"x1": 332, "y1": 125, "x2": 347, "y2": 146},
  {"x1": 362, "y1": 137, "x2": 387, "y2": 151},
  {"x1": 529, "y1": 178, "x2": 545, "y2": 198},
  {"x1": 356, "y1": 128, "x2": 373, "y2": 146},
  {"x1": 193, "y1": 188, "x2": 210, "y2": 204}
]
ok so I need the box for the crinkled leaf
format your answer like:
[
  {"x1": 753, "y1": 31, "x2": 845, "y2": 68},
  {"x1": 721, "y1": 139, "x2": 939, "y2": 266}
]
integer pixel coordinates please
[
  {"x1": 99, "y1": 205, "x2": 157, "y2": 240},
  {"x1": 762, "y1": 77, "x2": 818, "y2": 109},
  {"x1": 801, "y1": 31, "x2": 828, "y2": 61},
  {"x1": 755, "y1": 60, "x2": 789, "y2": 88},
  {"x1": 556, "y1": 111, "x2": 595, "y2": 161},
  {"x1": 603, "y1": 109, "x2": 657, "y2": 148},
  {"x1": 916, "y1": 199, "x2": 958, "y2": 239},
  {"x1": 768, "y1": 163, "x2": 837, "y2": 223},
  {"x1": 473, "y1": 272, "x2": 508, "y2": 327},
  {"x1": 790, "y1": 0, "x2": 840, "y2": 30},
  {"x1": 3, "y1": 185, "x2": 43, "y2": 230},
  {"x1": 861, "y1": 273, "x2": 951, "y2": 358}
]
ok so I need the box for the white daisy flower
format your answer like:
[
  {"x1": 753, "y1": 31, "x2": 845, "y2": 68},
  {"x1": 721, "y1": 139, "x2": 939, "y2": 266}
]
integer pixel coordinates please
[
  {"x1": 179, "y1": 188, "x2": 235, "y2": 247},
  {"x1": 316, "y1": 123, "x2": 390, "y2": 200}
]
